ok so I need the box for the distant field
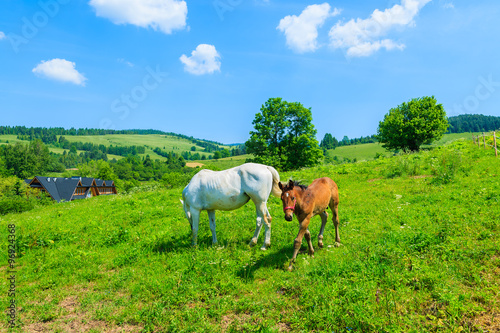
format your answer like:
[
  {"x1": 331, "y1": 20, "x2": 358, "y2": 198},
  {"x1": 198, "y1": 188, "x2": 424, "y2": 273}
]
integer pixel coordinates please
[
  {"x1": 326, "y1": 142, "x2": 390, "y2": 162},
  {"x1": 325, "y1": 133, "x2": 477, "y2": 163},
  {"x1": 61, "y1": 134, "x2": 223, "y2": 161},
  {"x1": 0, "y1": 134, "x2": 229, "y2": 162}
]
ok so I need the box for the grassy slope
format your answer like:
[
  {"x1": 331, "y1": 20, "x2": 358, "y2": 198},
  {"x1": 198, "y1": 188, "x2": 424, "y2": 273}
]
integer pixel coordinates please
[
  {"x1": 323, "y1": 133, "x2": 481, "y2": 164},
  {"x1": 61, "y1": 134, "x2": 223, "y2": 161},
  {"x1": 1, "y1": 140, "x2": 499, "y2": 332},
  {"x1": 0, "y1": 134, "x2": 228, "y2": 162}
]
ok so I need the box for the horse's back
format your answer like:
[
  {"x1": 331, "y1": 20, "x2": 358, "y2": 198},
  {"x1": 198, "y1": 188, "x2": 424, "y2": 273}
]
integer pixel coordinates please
[
  {"x1": 183, "y1": 163, "x2": 275, "y2": 211},
  {"x1": 237, "y1": 163, "x2": 275, "y2": 196},
  {"x1": 310, "y1": 177, "x2": 339, "y2": 205}
]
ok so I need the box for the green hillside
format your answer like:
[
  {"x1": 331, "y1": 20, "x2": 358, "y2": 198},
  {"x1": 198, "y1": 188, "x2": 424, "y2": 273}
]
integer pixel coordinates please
[
  {"x1": 322, "y1": 133, "x2": 480, "y2": 165},
  {"x1": 0, "y1": 133, "x2": 229, "y2": 163},
  {"x1": 1, "y1": 139, "x2": 499, "y2": 332},
  {"x1": 61, "y1": 134, "x2": 221, "y2": 160}
]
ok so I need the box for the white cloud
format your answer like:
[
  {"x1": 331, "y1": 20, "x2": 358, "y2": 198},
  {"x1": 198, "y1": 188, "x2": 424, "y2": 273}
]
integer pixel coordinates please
[
  {"x1": 329, "y1": 0, "x2": 431, "y2": 57},
  {"x1": 118, "y1": 58, "x2": 134, "y2": 67},
  {"x1": 442, "y1": 2, "x2": 454, "y2": 9},
  {"x1": 0, "y1": 31, "x2": 6, "y2": 40},
  {"x1": 89, "y1": 0, "x2": 187, "y2": 34},
  {"x1": 180, "y1": 44, "x2": 221, "y2": 75},
  {"x1": 277, "y1": 3, "x2": 340, "y2": 53},
  {"x1": 32, "y1": 59, "x2": 87, "y2": 86}
]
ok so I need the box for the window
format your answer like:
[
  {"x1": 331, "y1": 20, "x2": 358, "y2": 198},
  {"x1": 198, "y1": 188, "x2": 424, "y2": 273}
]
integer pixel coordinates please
[{"x1": 75, "y1": 188, "x2": 86, "y2": 195}]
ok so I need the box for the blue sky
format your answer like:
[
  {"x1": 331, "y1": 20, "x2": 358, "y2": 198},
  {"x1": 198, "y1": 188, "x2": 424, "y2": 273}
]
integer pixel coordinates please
[{"x1": 1, "y1": 0, "x2": 499, "y2": 144}]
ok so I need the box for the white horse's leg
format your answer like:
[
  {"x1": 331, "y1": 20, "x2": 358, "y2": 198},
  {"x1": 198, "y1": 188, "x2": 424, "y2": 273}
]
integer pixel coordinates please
[
  {"x1": 249, "y1": 216, "x2": 263, "y2": 248},
  {"x1": 207, "y1": 210, "x2": 217, "y2": 244},
  {"x1": 190, "y1": 208, "x2": 201, "y2": 246},
  {"x1": 254, "y1": 201, "x2": 271, "y2": 250}
]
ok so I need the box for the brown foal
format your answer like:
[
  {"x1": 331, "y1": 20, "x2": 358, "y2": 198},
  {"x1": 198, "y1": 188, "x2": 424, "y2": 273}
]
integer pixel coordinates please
[{"x1": 279, "y1": 178, "x2": 340, "y2": 271}]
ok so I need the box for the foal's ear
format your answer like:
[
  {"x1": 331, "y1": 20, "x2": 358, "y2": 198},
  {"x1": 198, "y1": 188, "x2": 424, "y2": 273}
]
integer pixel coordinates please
[
  {"x1": 288, "y1": 179, "x2": 294, "y2": 189},
  {"x1": 279, "y1": 182, "x2": 284, "y2": 191}
]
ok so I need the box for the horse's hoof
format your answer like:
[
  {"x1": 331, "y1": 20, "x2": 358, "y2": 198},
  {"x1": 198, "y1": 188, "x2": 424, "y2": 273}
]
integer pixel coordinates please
[
  {"x1": 260, "y1": 246, "x2": 267, "y2": 251},
  {"x1": 334, "y1": 242, "x2": 341, "y2": 247},
  {"x1": 287, "y1": 265, "x2": 294, "y2": 272},
  {"x1": 249, "y1": 238, "x2": 257, "y2": 247},
  {"x1": 318, "y1": 242, "x2": 324, "y2": 249}
]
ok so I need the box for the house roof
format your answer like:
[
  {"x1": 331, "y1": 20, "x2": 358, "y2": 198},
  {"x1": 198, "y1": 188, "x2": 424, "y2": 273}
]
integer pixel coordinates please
[
  {"x1": 27, "y1": 176, "x2": 115, "y2": 202},
  {"x1": 104, "y1": 180, "x2": 115, "y2": 187}
]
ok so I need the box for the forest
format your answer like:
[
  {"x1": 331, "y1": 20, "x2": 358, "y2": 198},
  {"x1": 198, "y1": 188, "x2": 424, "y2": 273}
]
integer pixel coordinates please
[{"x1": 447, "y1": 114, "x2": 500, "y2": 133}]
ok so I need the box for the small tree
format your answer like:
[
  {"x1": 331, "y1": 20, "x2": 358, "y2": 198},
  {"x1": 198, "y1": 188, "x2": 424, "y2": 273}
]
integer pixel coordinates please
[
  {"x1": 245, "y1": 97, "x2": 323, "y2": 170},
  {"x1": 377, "y1": 96, "x2": 448, "y2": 152}
]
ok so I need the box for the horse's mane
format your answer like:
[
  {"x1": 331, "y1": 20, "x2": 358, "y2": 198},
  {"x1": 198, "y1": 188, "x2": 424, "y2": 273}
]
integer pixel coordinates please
[{"x1": 291, "y1": 180, "x2": 308, "y2": 190}]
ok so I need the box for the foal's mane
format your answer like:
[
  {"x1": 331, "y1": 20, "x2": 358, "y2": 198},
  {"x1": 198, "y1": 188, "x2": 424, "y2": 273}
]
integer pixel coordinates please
[{"x1": 291, "y1": 180, "x2": 308, "y2": 190}]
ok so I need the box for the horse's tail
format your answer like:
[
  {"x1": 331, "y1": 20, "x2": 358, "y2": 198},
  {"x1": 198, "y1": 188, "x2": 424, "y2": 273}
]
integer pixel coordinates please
[
  {"x1": 267, "y1": 165, "x2": 281, "y2": 198},
  {"x1": 180, "y1": 197, "x2": 191, "y2": 220}
]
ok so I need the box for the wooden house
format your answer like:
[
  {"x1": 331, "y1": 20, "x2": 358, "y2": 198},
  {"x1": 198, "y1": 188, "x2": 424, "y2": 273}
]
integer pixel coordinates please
[{"x1": 24, "y1": 176, "x2": 117, "y2": 202}]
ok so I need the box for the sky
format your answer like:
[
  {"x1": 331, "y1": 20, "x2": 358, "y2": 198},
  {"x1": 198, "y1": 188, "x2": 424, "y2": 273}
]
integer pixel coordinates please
[{"x1": 1, "y1": 0, "x2": 500, "y2": 144}]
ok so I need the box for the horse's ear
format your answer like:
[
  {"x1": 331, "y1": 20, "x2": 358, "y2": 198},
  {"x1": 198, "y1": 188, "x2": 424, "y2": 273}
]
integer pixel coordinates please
[
  {"x1": 288, "y1": 179, "x2": 294, "y2": 189},
  {"x1": 279, "y1": 182, "x2": 284, "y2": 191}
]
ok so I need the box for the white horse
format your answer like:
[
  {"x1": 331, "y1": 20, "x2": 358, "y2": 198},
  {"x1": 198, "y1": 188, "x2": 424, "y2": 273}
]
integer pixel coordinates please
[{"x1": 181, "y1": 163, "x2": 281, "y2": 250}]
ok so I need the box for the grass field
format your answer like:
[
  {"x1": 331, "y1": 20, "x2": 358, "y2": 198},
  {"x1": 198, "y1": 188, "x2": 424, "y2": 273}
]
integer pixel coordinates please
[
  {"x1": 323, "y1": 133, "x2": 480, "y2": 164},
  {"x1": 0, "y1": 133, "x2": 230, "y2": 162},
  {"x1": 1, "y1": 139, "x2": 499, "y2": 332}
]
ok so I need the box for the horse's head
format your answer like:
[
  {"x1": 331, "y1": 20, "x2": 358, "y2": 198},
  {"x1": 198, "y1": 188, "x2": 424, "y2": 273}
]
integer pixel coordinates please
[{"x1": 279, "y1": 180, "x2": 296, "y2": 221}]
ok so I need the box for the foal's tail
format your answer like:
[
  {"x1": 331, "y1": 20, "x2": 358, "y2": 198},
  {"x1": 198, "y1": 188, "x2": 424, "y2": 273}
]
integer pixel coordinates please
[{"x1": 267, "y1": 165, "x2": 281, "y2": 198}]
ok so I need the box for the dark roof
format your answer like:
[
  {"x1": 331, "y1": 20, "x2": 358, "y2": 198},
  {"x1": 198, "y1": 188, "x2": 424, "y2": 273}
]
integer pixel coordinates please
[
  {"x1": 27, "y1": 176, "x2": 114, "y2": 203},
  {"x1": 103, "y1": 180, "x2": 115, "y2": 187},
  {"x1": 35, "y1": 176, "x2": 61, "y2": 201},
  {"x1": 55, "y1": 178, "x2": 80, "y2": 202},
  {"x1": 79, "y1": 177, "x2": 95, "y2": 186}
]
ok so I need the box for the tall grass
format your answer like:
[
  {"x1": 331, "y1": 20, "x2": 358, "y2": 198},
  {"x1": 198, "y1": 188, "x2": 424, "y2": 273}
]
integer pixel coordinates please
[{"x1": 1, "y1": 140, "x2": 499, "y2": 332}]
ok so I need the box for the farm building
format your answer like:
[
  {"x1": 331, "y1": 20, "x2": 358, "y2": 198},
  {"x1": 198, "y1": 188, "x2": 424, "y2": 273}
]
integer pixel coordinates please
[{"x1": 24, "y1": 176, "x2": 117, "y2": 202}]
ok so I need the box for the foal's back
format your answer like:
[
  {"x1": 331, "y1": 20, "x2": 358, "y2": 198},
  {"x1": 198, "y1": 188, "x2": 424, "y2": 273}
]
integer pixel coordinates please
[{"x1": 304, "y1": 177, "x2": 339, "y2": 215}]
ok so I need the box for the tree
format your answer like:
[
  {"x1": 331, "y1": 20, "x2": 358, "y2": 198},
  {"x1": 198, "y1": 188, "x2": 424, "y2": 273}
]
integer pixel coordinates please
[
  {"x1": 320, "y1": 133, "x2": 338, "y2": 150},
  {"x1": 377, "y1": 96, "x2": 448, "y2": 152},
  {"x1": 245, "y1": 97, "x2": 323, "y2": 170},
  {"x1": 0, "y1": 140, "x2": 50, "y2": 178}
]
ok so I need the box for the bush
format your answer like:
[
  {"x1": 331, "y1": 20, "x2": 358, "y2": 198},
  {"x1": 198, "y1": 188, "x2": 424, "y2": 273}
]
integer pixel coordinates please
[
  {"x1": 430, "y1": 147, "x2": 467, "y2": 184},
  {"x1": 161, "y1": 170, "x2": 197, "y2": 189}
]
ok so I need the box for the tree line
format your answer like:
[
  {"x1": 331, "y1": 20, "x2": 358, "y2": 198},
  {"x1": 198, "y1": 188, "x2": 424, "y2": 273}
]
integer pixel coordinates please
[
  {"x1": 0, "y1": 126, "x2": 168, "y2": 136},
  {"x1": 319, "y1": 133, "x2": 378, "y2": 150},
  {"x1": 447, "y1": 114, "x2": 500, "y2": 134}
]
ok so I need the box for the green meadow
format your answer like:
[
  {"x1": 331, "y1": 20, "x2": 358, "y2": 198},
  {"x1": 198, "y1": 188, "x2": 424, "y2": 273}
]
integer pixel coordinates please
[
  {"x1": 0, "y1": 133, "x2": 229, "y2": 162},
  {"x1": 1, "y1": 139, "x2": 499, "y2": 332}
]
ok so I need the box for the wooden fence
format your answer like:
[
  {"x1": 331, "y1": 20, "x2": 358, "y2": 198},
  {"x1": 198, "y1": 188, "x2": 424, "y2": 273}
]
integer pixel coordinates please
[{"x1": 472, "y1": 132, "x2": 498, "y2": 157}]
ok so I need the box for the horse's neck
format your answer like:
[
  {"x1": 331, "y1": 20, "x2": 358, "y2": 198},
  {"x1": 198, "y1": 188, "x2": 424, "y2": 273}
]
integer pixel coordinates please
[{"x1": 294, "y1": 187, "x2": 308, "y2": 207}]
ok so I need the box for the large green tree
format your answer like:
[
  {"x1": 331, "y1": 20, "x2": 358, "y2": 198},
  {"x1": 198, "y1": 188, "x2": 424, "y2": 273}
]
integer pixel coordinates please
[
  {"x1": 377, "y1": 96, "x2": 448, "y2": 152},
  {"x1": 245, "y1": 97, "x2": 323, "y2": 170}
]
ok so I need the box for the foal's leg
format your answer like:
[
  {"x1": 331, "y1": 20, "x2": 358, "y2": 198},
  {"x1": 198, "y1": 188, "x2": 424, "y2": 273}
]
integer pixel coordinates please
[
  {"x1": 207, "y1": 210, "x2": 217, "y2": 244},
  {"x1": 318, "y1": 211, "x2": 328, "y2": 248},
  {"x1": 289, "y1": 218, "x2": 311, "y2": 271},
  {"x1": 190, "y1": 209, "x2": 201, "y2": 246},
  {"x1": 304, "y1": 228, "x2": 315, "y2": 257},
  {"x1": 330, "y1": 200, "x2": 341, "y2": 246}
]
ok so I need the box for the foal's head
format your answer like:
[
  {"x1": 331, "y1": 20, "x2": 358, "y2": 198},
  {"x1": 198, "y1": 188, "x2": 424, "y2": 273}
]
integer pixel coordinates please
[{"x1": 279, "y1": 180, "x2": 299, "y2": 221}]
